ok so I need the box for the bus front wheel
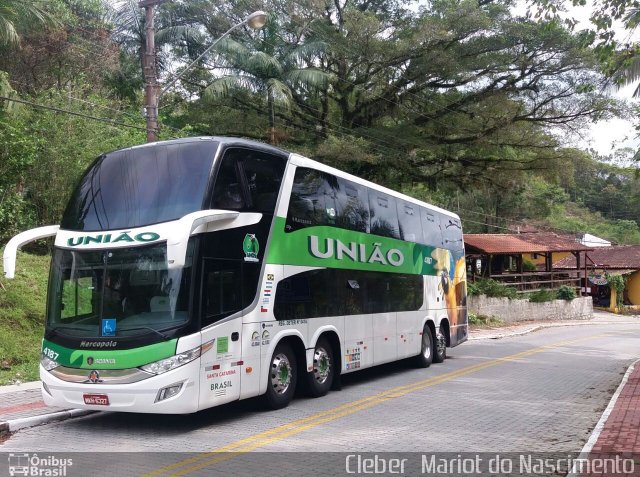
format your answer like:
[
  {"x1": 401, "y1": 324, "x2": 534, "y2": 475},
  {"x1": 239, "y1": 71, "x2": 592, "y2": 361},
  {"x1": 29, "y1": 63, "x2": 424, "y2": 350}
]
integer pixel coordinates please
[
  {"x1": 306, "y1": 337, "x2": 334, "y2": 398},
  {"x1": 415, "y1": 325, "x2": 434, "y2": 368},
  {"x1": 263, "y1": 342, "x2": 297, "y2": 410}
]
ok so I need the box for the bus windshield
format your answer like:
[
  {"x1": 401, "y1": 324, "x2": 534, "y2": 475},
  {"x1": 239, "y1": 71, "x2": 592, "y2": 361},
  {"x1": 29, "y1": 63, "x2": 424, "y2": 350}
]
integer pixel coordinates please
[
  {"x1": 60, "y1": 140, "x2": 218, "y2": 231},
  {"x1": 46, "y1": 243, "x2": 193, "y2": 338}
]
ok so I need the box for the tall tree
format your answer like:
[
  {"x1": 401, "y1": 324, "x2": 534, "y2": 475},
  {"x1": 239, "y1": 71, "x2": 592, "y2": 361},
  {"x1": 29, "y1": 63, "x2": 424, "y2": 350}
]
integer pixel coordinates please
[{"x1": 203, "y1": 14, "x2": 332, "y2": 143}]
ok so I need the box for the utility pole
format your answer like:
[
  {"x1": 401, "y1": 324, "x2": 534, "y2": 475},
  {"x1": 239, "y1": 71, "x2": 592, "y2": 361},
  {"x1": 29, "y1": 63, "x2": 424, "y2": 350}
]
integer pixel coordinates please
[{"x1": 139, "y1": 0, "x2": 164, "y2": 142}]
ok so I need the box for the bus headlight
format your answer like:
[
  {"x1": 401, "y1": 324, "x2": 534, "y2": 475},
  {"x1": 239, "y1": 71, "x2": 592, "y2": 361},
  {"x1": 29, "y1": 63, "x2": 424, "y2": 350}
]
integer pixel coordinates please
[
  {"x1": 41, "y1": 356, "x2": 59, "y2": 371},
  {"x1": 140, "y1": 340, "x2": 214, "y2": 375}
]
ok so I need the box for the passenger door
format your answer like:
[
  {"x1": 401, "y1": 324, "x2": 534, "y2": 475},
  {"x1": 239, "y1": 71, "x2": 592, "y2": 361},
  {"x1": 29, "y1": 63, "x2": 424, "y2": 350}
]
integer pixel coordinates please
[{"x1": 198, "y1": 258, "x2": 245, "y2": 408}]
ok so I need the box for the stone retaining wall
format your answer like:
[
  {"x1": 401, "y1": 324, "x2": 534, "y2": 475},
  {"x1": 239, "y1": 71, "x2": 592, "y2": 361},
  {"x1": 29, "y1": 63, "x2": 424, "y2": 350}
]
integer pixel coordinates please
[{"x1": 468, "y1": 295, "x2": 593, "y2": 323}]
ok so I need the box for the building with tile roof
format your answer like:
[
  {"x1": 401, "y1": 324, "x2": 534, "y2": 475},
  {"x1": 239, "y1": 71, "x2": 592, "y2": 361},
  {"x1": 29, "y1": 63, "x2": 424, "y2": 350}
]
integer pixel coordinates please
[
  {"x1": 554, "y1": 245, "x2": 640, "y2": 307},
  {"x1": 464, "y1": 233, "x2": 593, "y2": 294}
]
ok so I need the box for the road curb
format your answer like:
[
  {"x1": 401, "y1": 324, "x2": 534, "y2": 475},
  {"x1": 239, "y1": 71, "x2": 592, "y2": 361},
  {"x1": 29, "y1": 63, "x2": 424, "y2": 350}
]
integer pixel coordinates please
[
  {"x1": 469, "y1": 320, "x2": 640, "y2": 341},
  {"x1": 566, "y1": 357, "x2": 640, "y2": 477},
  {"x1": 0, "y1": 409, "x2": 95, "y2": 435}
]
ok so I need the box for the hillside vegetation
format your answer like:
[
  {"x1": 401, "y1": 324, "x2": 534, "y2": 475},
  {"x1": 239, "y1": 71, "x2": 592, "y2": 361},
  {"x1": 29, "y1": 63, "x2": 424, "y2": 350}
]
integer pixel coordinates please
[{"x1": 0, "y1": 251, "x2": 49, "y2": 384}]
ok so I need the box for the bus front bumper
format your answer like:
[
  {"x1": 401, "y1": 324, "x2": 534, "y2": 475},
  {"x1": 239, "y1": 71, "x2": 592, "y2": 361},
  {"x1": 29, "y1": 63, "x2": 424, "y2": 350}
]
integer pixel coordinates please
[{"x1": 39, "y1": 360, "x2": 200, "y2": 414}]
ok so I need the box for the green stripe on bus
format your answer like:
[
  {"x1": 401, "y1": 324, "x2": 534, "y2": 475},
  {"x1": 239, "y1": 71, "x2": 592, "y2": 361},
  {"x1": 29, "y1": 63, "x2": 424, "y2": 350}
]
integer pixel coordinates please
[
  {"x1": 267, "y1": 217, "x2": 446, "y2": 276},
  {"x1": 42, "y1": 338, "x2": 178, "y2": 369}
]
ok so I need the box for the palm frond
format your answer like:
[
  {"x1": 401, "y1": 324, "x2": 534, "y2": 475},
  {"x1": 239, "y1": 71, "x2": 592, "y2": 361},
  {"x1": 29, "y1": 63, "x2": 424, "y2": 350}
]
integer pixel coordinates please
[
  {"x1": 614, "y1": 56, "x2": 640, "y2": 98},
  {"x1": 285, "y1": 68, "x2": 334, "y2": 90},
  {"x1": 211, "y1": 37, "x2": 250, "y2": 66},
  {"x1": 204, "y1": 75, "x2": 263, "y2": 98},
  {"x1": 156, "y1": 25, "x2": 203, "y2": 47},
  {"x1": 286, "y1": 41, "x2": 330, "y2": 64},
  {"x1": 0, "y1": 15, "x2": 18, "y2": 45},
  {"x1": 0, "y1": 0, "x2": 58, "y2": 45},
  {"x1": 266, "y1": 78, "x2": 292, "y2": 106},
  {"x1": 246, "y1": 51, "x2": 283, "y2": 77}
]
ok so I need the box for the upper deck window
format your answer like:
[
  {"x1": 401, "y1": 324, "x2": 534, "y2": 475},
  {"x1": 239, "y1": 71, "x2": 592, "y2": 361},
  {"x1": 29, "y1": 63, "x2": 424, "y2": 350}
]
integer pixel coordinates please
[
  {"x1": 211, "y1": 147, "x2": 287, "y2": 214},
  {"x1": 369, "y1": 191, "x2": 400, "y2": 239},
  {"x1": 61, "y1": 141, "x2": 219, "y2": 231},
  {"x1": 286, "y1": 168, "x2": 339, "y2": 230}
]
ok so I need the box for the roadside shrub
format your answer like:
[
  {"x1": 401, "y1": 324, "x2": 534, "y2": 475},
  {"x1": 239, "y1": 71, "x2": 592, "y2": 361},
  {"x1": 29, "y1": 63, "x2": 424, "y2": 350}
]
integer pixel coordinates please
[
  {"x1": 468, "y1": 312, "x2": 483, "y2": 325},
  {"x1": 528, "y1": 289, "x2": 557, "y2": 303},
  {"x1": 468, "y1": 312, "x2": 504, "y2": 326},
  {"x1": 468, "y1": 279, "x2": 517, "y2": 299},
  {"x1": 606, "y1": 273, "x2": 626, "y2": 307},
  {"x1": 556, "y1": 285, "x2": 577, "y2": 301}
]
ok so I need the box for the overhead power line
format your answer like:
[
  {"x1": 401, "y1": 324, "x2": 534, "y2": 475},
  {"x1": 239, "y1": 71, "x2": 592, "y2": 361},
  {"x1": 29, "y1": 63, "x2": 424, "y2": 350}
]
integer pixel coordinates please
[{"x1": 0, "y1": 95, "x2": 150, "y2": 132}]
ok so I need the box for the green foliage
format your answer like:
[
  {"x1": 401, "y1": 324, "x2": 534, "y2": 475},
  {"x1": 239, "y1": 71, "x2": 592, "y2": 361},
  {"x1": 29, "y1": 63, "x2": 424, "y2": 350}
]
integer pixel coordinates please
[
  {"x1": 547, "y1": 203, "x2": 640, "y2": 244},
  {"x1": 528, "y1": 289, "x2": 558, "y2": 302},
  {"x1": 606, "y1": 273, "x2": 627, "y2": 307},
  {"x1": 522, "y1": 259, "x2": 537, "y2": 272},
  {"x1": 0, "y1": 0, "x2": 58, "y2": 46},
  {"x1": 0, "y1": 104, "x2": 39, "y2": 243},
  {"x1": 467, "y1": 279, "x2": 518, "y2": 299},
  {"x1": 0, "y1": 250, "x2": 49, "y2": 384},
  {"x1": 468, "y1": 312, "x2": 504, "y2": 327},
  {"x1": 556, "y1": 285, "x2": 577, "y2": 300}
]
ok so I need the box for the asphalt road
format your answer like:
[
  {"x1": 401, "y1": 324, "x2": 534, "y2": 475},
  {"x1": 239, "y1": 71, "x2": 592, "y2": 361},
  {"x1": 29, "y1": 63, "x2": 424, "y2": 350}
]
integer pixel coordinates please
[{"x1": 1, "y1": 321, "x2": 639, "y2": 476}]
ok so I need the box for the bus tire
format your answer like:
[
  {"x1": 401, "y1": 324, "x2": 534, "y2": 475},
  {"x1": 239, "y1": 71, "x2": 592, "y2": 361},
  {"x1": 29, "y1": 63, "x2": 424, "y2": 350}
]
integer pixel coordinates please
[
  {"x1": 414, "y1": 325, "x2": 434, "y2": 368},
  {"x1": 306, "y1": 337, "x2": 334, "y2": 398},
  {"x1": 263, "y1": 342, "x2": 297, "y2": 410},
  {"x1": 433, "y1": 326, "x2": 447, "y2": 363}
]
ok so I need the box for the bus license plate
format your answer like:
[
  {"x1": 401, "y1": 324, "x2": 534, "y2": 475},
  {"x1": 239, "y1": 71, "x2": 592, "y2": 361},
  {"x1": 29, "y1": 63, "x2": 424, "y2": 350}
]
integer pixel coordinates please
[{"x1": 83, "y1": 394, "x2": 110, "y2": 406}]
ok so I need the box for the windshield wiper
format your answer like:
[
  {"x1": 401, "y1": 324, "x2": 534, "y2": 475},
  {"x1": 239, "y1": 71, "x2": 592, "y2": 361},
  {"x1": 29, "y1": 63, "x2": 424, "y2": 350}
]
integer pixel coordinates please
[
  {"x1": 50, "y1": 325, "x2": 97, "y2": 335},
  {"x1": 116, "y1": 326, "x2": 170, "y2": 339}
]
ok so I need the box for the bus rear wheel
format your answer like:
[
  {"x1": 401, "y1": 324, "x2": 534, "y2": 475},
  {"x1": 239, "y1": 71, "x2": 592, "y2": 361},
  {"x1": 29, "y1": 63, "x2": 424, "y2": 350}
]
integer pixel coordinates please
[
  {"x1": 433, "y1": 325, "x2": 447, "y2": 363},
  {"x1": 306, "y1": 337, "x2": 334, "y2": 398},
  {"x1": 263, "y1": 342, "x2": 297, "y2": 410},
  {"x1": 414, "y1": 324, "x2": 434, "y2": 368}
]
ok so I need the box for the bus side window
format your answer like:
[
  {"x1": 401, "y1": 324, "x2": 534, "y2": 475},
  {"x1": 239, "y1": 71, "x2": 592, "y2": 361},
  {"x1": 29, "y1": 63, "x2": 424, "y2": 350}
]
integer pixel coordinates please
[
  {"x1": 335, "y1": 178, "x2": 369, "y2": 233},
  {"x1": 369, "y1": 192, "x2": 400, "y2": 239},
  {"x1": 211, "y1": 156, "x2": 246, "y2": 210},
  {"x1": 286, "y1": 168, "x2": 338, "y2": 232},
  {"x1": 440, "y1": 216, "x2": 463, "y2": 253},
  {"x1": 237, "y1": 152, "x2": 286, "y2": 214},
  {"x1": 397, "y1": 201, "x2": 423, "y2": 243},
  {"x1": 212, "y1": 148, "x2": 286, "y2": 214},
  {"x1": 421, "y1": 209, "x2": 443, "y2": 247}
]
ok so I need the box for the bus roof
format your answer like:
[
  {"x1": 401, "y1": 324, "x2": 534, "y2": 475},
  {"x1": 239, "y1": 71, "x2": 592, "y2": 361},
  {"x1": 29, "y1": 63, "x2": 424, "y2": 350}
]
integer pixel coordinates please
[{"x1": 108, "y1": 136, "x2": 460, "y2": 222}]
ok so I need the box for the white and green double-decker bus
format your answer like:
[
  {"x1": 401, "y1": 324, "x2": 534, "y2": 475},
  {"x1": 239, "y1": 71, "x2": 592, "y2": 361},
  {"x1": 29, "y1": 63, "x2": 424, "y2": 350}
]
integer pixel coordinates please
[{"x1": 3, "y1": 137, "x2": 467, "y2": 413}]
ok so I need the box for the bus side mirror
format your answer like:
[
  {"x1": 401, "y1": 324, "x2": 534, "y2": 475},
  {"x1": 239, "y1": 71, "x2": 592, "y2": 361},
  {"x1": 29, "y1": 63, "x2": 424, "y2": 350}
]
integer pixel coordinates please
[
  {"x1": 3, "y1": 225, "x2": 60, "y2": 279},
  {"x1": 166, "y1": 210, "x2": 241, "y2": 270}
]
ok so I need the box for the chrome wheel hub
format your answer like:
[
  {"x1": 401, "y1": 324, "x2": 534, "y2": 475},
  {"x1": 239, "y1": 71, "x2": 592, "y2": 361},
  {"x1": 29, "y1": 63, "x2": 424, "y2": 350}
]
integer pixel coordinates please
[
  {"x1": 422, "y1": 332, "x2": 432, "y2": 358},
  {"x1": 313, "y1": 347, "x2": 331, "y2": 384},
  {"x1": 271, "y1": 353, "x2": 292, "y2": 394}
]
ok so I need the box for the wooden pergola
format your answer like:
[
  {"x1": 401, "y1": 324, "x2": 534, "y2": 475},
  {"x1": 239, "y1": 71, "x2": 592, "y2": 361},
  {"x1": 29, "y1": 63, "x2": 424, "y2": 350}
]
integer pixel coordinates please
[{"x1": 464, "y1": 233, "x2": 593, "y2": 294}]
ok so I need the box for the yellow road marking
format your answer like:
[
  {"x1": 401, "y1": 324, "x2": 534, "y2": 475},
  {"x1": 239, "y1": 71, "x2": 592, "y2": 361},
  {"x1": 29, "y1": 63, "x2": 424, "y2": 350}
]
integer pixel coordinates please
[{"x1": 142, "y1": 334, "x2": 605, "y2": 477}]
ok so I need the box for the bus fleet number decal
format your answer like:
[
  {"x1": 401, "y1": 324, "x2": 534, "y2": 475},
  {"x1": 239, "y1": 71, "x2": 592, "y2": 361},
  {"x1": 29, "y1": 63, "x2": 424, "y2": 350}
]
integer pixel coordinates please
[{"x1": 42, "y1": 347, "x2": 59, "y2": 361}]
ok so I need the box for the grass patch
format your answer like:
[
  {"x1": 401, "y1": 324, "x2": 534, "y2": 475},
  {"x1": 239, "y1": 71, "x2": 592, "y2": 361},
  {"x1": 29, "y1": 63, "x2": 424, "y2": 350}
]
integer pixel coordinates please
[
  {"x1": 0, "y1": 250, "x2": 50, "y2": 385},
  {"x1": 468, "y1": 312, "x2": 504, "y2": 327},
  {"x1": 468, "y1": 279, "x2": 517, "y2": 299}
]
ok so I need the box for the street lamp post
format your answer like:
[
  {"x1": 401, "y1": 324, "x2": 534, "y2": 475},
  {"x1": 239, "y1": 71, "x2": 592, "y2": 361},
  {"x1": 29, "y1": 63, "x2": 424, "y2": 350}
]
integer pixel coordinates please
[{"x1": 143, "y1": 10, "x2": 268, "y2": 142}]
